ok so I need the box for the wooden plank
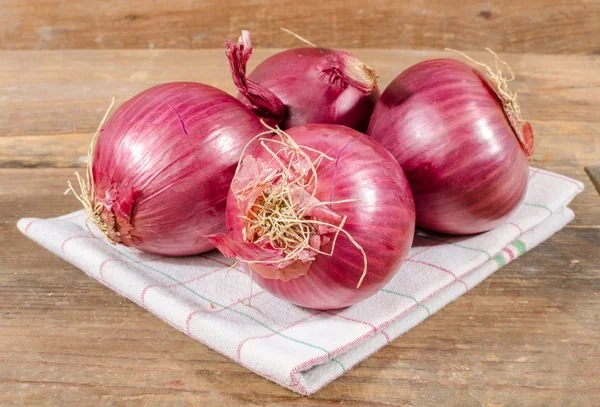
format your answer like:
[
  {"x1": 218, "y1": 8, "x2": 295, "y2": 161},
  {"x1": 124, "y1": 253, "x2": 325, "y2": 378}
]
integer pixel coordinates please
[
  {"x1": 1, "y1": 168, "x2": 599, "y2": 405},
  {"x1": 0, "y1": 50, "x2": 599, "y2": 169},
  {"x1": 2, "y1": 120, "x2": 598, "y2": 169},
  {"x1": 1, "y1": 0, "x2": 599, "y2": 55}
]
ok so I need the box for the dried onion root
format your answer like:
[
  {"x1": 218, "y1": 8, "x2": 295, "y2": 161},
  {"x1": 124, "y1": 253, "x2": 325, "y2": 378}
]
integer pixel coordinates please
[
  {"x1": 232, "y1": 123, "x2": 368, "y2": 288},
  {"x1": 65, "y1": 98, "x2": 116, "y2": 242}
]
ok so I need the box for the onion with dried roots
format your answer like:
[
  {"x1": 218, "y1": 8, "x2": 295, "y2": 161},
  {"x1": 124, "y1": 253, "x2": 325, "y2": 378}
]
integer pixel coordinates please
[
  {"x1": 368, "y1": 50, "x2": 534, "y2": 235},
  {"x1": 207, "y1": 124, "x2": 415, "y2": 310},
  {"x1": 225, "y1": 30, "x2": 380, "y2": 132},
  {"x1": 67, "y1": 82, "x2": 266, "y2": 256}
]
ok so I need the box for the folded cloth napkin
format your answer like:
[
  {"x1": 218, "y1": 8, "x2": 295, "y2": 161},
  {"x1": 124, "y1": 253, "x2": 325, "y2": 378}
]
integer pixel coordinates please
[{"x1": 18, "y1": 167, "x2": 583, "y2": 395}]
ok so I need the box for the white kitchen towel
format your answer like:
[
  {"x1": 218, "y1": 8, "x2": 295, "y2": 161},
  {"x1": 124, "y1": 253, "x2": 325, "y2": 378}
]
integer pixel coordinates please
[{"x1": 18, "y1": 167, "x2": 583, "y2": 395}]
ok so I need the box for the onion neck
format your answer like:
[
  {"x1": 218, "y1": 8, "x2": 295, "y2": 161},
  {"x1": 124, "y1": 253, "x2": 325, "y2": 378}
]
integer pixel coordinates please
[
  {"x1": 319, "y1": 51, "x2": 377, "y2": 94},
  {"x1": 447, "y1": 48, "x2": 534, "y2": 158},
  {"x1": 493, "y1": 85, "x2": 534, "y2": 159},
  {"x1": 225, "y1": 31, "x2": 286, "y2": 126}
]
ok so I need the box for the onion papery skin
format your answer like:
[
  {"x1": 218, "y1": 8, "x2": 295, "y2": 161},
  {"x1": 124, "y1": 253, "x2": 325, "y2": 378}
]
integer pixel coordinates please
[
  {"x1": 223, "y1": 125, "x2": 415, "y2": 310},
  {"x1": 367, "y1": 58, "x2": 531, "y2": 235},
  {"x1": 92, "y1": 82, "x2": 265, "y2": 256},
  {"x1": 226, "y1": 31, "x2": 380, "y2": 132}
]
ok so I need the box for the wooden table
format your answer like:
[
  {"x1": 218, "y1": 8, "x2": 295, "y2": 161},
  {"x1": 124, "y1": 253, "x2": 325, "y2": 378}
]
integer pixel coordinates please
[{"x1": 1, "y1": 50, "x2": 599, "y2": 406}]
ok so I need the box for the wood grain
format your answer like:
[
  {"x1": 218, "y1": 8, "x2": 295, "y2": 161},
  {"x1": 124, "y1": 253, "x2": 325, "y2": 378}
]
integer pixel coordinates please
[
  {"x1": 1, "y1": 0, "x2": 599, "y2": 54},
  {"x1": 1, "y1": 49, "x2": 599, "y2": 405},
  {"x1": 1, "y1": 50, "x2": 599, "y2": 169},
  {"x1": 1, "y1": 168, "x2": 599, "y2": 406}
]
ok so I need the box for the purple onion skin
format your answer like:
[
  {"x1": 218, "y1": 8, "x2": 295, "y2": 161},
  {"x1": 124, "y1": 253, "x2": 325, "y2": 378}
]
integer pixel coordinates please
[
  {"x1": 225, "y1": 125, "x2": 415, "y2": 310},
  {"x1": 368, "y1": 59, "x2": 529, "y2": 235},
  {"x1": 93, "y1": 82, "x2": 265, "y2": 256},
  {"x1": 246, "y1": 48, "x2": 380, "y2": 132}
]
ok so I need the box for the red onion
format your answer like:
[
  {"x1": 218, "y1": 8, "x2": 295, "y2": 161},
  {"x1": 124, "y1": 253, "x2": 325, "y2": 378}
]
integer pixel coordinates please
[
  {"x1": 225, "y1": 30, "x2": 380, "y2": 132},
  {"x1": 207, "y1": 124, "x2": 415, "y2": 309},
  {"x1": 367, "y1": 52, "x2": 533, "y2": 235},
  {"x1": 68, "y1": 82, "x2": 266, "y2": 256}
]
